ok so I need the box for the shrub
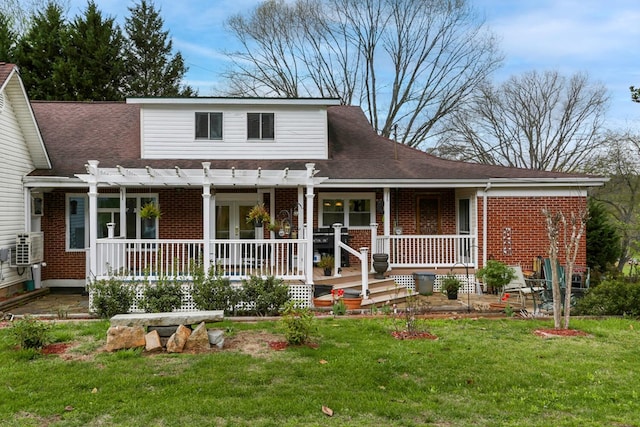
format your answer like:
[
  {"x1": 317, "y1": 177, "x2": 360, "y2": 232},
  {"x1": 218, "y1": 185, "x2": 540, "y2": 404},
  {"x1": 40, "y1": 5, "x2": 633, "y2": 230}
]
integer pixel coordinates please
[
  {"x1": 11, "y1": 316, "x2": 51, "y2": 350},
  {"x1": 239, "y1": 275, "x2": 290, "y2": 316},
  {"x1": 139, "y1": 278, "x2": 184, "y2": 313},
  {"x1": 88, "y1": 276, "x2": 136, "y2": 318},
  {"x1": 280, "y1": 301, "x2": 316, "y2": 345},
  {"x1": 191, "y1": 266, "x2": 240, "y2": 315},
  {"x1": 574, "y1": 279, "x2": 640, "y2": 316}
]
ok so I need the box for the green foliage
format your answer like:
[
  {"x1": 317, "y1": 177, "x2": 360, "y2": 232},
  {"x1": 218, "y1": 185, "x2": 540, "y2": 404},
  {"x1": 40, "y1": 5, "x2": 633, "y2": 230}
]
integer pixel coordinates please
[
  {"x1": 441, "y1": 273, "x2": 462, "y2": 293},
  {"x1": 280, "y1": 301, "x2": 316, "y2": 345},
  {"x1": 88, "y1": 276, "x2": 136, "y2": 318},
  {"x1": 476, "y1": 260, "x2": 516, "y2": 290},
  {"x1": 11, "y1": 315, "x2": 50, "y2": 350},
  {"x1": 587, "y1": 199, "x2": 622, "y2": 274},
  {"x1": 332, "y1": 299, "x2": 347, "y2": 315},
  {"x1": 139, "y1": 278, "x2": 184, "y2": 313},
  {"x1": 0, "y1": 12, "x2": 16, "y2": 60},
  {"x1": 191, "y1": 266, "x2": 239, "y2": 315},
  {"x1": 574, "y1": 279, "x2": 640, "y2": 316},
  {"x1": 239, "y1": 275, "x2": 290, "y2": 316},
  {"x1": 123, "y1": 0, "x2": 194, "y2": 97}
]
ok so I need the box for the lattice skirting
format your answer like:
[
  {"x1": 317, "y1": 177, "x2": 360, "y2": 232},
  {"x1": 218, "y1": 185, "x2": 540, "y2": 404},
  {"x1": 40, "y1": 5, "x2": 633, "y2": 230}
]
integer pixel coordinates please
[
  {"x1": 88, "y1": 282, "x2": 314, "y2": 313},
  {"x1": 391, "y1": 274, "x2": 478, "y2": 294}
]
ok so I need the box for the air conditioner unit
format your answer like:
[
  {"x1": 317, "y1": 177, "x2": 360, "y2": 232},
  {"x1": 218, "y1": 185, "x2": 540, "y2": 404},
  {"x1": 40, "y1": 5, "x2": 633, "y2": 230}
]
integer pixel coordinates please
[{"x1": 14, "y1": 232, "x2": 44, "y2": 266}]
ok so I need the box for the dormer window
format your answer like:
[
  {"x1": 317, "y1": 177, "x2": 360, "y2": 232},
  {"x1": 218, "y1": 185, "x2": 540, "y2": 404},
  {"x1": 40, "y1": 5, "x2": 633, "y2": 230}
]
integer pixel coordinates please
[
  {"x1": 247, "y1": 113, "x2": 274, "y2": 140},
  {"x1": 195, "y1": 112, "x2": 223, "y2": 140}
]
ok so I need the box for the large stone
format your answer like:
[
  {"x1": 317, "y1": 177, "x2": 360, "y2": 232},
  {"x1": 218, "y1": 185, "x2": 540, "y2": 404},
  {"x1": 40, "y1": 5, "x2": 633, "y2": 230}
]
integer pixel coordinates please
[
  {"x1": 145, "y1": 329, "x2": 163, "y2": 352},
  {"x1": 148, "y1": 325, "x2": 191, "y2": 338},
  {"x1": 207, "y1": 329, "x2": 225, "y2": 349},
  {"x1": 105, "y1": 326, "x2": 146, "y2": 352},
  {"x1": 110, "y1": 311, "x2": 224, "y2": 328},
  {"x1": 166, "y1": 324, "x2": 191, "y2": 353},
  {"x1": 184, "y1": 322, "x2": 211, "y2": 352}
]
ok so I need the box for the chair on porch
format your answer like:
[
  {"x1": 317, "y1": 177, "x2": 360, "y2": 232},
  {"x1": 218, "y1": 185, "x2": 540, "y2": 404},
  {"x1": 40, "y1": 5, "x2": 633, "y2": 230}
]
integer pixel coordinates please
[{"x1": 501, "y1": 266, "x2": 544, "y2": 308}]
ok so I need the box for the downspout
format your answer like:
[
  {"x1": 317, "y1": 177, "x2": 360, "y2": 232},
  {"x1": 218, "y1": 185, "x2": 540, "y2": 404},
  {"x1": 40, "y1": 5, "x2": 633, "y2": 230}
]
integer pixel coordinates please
[{"x1": 482, "y1": 180, "x2": 491, "y2": 268}]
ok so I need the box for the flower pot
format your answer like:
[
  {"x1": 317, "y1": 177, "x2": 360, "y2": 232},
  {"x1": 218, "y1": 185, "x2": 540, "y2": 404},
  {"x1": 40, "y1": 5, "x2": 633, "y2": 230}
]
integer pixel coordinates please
[
  {"x1": 372, "y1": 253, "x2": 389, "y2": 279},
  {"x1": 313, "y1": 298, "x2": 333, "y2": 307},
  {"x1": 446, "y1": 290, "x2": 458, "y2": 300},
  {"x1": 323, "y1": 268, "x2": 332, "y2": 276},
  {"x1": 342, "y1": 297, "x2": 363, "y2": 310}
]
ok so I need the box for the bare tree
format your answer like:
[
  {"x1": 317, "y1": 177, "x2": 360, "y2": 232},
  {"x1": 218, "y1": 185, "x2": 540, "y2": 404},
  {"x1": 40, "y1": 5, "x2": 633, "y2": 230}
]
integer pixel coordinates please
[
  {"x1": 586, "y1": 131, "x2": 640, "y2": 271},
  {"x1": 434, "y1": 70, "x2": 609, "y2": 172},
  {"x1": 543, "y1": 209, "x2": 587, "y2": 330},
  {"x1": 0, "y1": 0, "x2": 68, "y2": 35},
  {"x1": 223, "y1": 0, "x2": 502, "y2": 148}
]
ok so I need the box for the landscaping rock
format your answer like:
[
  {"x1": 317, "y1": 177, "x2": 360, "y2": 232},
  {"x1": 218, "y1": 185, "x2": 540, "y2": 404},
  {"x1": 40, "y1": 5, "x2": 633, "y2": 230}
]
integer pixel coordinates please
[
  {"x1": 110, "y1": 311, "x2": 224, "y2": 327},
  {"x1": 145, "y1": 329, "x2": 163, "y2": 352},
  {"x1": 207, "y1": 329, "x2": 225, "y2": 349},
  {"x1": 184, "y1": 322, "x2": 211, "y2": 352},
  {"x1": 106, "y1": 326, "x2": 146, "y2": 352},
  {"x1": 166, "y1": 324, "x2": 191, "y2": 353},
  {"x1": 148, "y1": 325, "x2": 191, "y2": 338}
]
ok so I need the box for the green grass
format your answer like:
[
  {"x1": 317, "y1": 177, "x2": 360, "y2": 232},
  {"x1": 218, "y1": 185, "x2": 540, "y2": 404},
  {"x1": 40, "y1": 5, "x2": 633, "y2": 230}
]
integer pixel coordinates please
[{"x1": 1, "y1": 317, "x2": 640, "y2": 426}]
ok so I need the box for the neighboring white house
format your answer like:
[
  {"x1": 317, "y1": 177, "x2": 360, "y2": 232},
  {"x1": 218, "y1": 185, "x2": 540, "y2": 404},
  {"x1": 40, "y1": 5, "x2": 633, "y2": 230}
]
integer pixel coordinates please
[{"x1": 0, "y1": 63, "x2": 51, "y2": 296}]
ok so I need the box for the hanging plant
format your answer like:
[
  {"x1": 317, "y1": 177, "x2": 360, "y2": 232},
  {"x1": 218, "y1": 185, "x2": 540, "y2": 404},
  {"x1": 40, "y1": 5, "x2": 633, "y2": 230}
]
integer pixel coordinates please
[
  {"x1": 246, "y1": 203, "x2": 271, "y2": 226},
  {"x1": 140, "y1": 202, "x2": 162, "y2": 220}
]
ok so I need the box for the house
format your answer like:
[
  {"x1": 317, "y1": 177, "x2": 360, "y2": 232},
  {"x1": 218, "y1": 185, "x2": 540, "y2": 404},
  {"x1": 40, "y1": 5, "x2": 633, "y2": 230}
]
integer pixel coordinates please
[
  {"x1": 4, "y1": 63, "x2": 605, "y2": 307},
  {"x1": 0, "y1": 63, "x2": 50, "y2": 297}
]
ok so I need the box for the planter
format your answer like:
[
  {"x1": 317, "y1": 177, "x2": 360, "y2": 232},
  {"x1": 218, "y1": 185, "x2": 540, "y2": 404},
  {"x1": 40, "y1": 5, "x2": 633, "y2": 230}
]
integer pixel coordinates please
[
  {"x1": 342, "y1": 297, "x2": 363, "y2": 310},
  {"x1": 446, "y1": 290, "x2": 458, "y2": 300},
  {"x1": 313, "y1": 298, "x2": 333, "y2": 307},
  {"x1": 323, "y1": 268, "x2": 332, "y2": 276},
  {"x1": 372, "y1": 253, "x2": 389, "y2": 279}
]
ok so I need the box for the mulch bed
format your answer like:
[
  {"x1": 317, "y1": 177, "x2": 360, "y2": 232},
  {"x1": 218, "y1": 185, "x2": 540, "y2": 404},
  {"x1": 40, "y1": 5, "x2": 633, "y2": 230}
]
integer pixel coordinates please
[
  {"x1": 268, "y1": 341, "x2": 319, "y2": 351},
  {"x1": 534, "y1": 328, "x2": 590, "y2": 338},
  {"x1": 41, "y1": 343, "x2": 72, "y2": 355}
]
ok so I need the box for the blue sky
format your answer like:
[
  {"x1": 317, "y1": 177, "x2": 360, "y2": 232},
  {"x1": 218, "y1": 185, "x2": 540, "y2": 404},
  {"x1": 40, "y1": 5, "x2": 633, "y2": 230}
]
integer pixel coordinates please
[{"x1": 67, "y1": 0, "x2": 640, "y2": 130}]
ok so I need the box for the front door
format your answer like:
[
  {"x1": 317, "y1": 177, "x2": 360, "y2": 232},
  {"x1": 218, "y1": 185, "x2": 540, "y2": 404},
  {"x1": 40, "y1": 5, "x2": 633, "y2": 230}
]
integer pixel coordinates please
[{"x1": 214, "y1": 200, "x2": 258, "y2": 265}]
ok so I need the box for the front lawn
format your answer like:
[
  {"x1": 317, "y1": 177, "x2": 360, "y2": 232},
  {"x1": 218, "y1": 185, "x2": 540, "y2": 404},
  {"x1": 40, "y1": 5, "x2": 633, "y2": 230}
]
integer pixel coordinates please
[{"x1": 0, "y1": 317, "x2": 639, "y2": 426}]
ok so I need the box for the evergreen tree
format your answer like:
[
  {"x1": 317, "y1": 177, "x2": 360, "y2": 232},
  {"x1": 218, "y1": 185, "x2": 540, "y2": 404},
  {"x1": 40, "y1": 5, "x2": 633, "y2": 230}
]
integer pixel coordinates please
[
  {"x1": 12, "y1": 2, "x2": 68, "y2": 99},
  {"x1": 59, "y1": 1, "x2": 125, "y2": 100},
  {"x1": 0, "y1": 12, "x2": 16, "y2": 61},
  {"x1": 587, "y1": 198, "x2": 622, "y2": 274},
  {"x1": 123, "y1": 0, "x2": 195, "y2": 97}
]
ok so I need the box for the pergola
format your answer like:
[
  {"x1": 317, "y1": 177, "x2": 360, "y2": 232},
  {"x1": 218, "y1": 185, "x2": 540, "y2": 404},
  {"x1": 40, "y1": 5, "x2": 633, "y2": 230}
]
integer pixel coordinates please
[{"x1": 76, "y1": 160, "x2": 328, "y2": 282}]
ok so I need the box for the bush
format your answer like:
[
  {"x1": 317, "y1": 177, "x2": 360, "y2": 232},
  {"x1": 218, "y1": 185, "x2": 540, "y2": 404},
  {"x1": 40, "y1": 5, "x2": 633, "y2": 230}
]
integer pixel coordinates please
[
  {"x1": 239, "y1": 275, "x2": 290, "y2": 316},
  {"x1": 191, "y1": 267, "x2": 239, "y2": 315},
  {"x1": 11, "y1": 316, "x2": 51, "y2": 350},
  {"x1": 139, "y1": 278, "x2": 184, "y2": 313},
  {"x1": 280, "y1": 301, "x2": 316, "y2": 345},
  {"x1": 88, "y1": 277, "x2": 136, "y2": 318},
  {"x1": 574, "y1": 279, "x2": 640, "y2": 316}
]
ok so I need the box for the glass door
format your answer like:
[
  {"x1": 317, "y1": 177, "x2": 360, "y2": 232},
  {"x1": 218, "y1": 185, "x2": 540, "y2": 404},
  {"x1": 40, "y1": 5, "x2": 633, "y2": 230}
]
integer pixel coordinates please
[{"x1": 215, "y1": 201, "x2": 257, "y2": 265}]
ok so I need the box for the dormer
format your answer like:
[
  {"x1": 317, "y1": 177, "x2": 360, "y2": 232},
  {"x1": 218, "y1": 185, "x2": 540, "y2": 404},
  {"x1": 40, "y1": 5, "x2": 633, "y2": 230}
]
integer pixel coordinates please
[{"x1": 127, "y1": 97, "x2": 341, "y2": 160}]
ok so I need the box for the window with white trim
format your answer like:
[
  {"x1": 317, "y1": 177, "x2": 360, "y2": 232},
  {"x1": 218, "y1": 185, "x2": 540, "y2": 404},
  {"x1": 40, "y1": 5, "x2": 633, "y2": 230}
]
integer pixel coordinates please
[
  {"x1": 319, "y1": 193, "x2": 375, "y2": 228},
  {"x1": 195, "y1": 112, "x2": 223, "y2": 140},
  {"x1": 247, "y1": 112, "x2": 274, "y2": 139},
  {"x1": 66, "y1": 194, "x2": 158, "y2": 250}
]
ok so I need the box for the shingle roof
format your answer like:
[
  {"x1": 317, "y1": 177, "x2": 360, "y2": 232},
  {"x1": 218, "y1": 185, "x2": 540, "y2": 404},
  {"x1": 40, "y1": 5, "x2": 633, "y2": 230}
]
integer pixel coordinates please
[
  {"x1": 0, "y1": 62, "x2": 15, "y2": 88},
  {"x1": 29, "y1": 100, "x2": 594, "y2": 182}
]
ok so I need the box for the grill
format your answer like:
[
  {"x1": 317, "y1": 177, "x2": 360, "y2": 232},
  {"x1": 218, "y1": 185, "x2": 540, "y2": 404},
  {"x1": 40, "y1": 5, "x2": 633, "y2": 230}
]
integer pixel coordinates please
[{"x1": 313, "y1": 227, "x2": 351, "y2": 267}]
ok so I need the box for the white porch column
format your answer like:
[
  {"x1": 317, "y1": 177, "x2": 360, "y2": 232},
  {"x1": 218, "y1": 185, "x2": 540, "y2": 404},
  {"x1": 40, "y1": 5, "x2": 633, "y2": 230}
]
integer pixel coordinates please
[
  {"x1": 333, "y1": 223, "x2": 343, "y2": 276},
  {"x1": 370, "y1": 223, "x2": 378, "y2": 272},
  {"x1": 119, "y1": 187, "x2": 126, "y2": 237},
  {"x1": 202, "y1": 184, "x2": 211, "y2": 275},
  {"x1": 297, "y1": 186, "x2": 304, "y2": 238},
  {"x1": 87, "y1": 161, "x2": 99, "y2": 281},
  {"x1": 383, "y1": 187, "x2": 391, "y2": 236},
  {"x1": 305, "y1": 163, "x2": 316, "y2": 285}
]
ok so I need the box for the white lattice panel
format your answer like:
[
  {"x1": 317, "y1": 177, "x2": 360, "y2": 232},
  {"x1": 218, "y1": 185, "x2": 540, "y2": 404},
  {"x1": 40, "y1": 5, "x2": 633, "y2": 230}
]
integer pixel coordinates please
[
  {"x1": 389, "y1": 273, "x2": 478, "y2": 294},
  {"x1": 89, "y1": 281, "x2": 313, "y2": 313}
]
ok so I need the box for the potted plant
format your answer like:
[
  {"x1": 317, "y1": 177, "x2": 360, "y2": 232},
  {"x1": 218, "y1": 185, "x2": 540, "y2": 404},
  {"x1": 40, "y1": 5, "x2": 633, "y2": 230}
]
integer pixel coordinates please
[
  {"x1": 476, "y1": 260, "x2": 516, "y2": 294},
  {"x1": 139, "y1": 202, "x2": 162, "y2": 220},
  {"x1": 317, "y1": 254, "x2": 334, "y2": 276},
  {"x1": 441, "y1": 273, "x2": 462, "y2": 300},
  {"x1": 246, "y1": 203, "x2": 271, "y2": 227}
]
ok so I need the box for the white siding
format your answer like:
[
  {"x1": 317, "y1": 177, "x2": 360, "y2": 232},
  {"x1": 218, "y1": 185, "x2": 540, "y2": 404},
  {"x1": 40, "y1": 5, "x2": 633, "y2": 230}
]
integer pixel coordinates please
[
  {"x1": 141, "y1": 104, "x2": 329, "y2": 159},
  {"x1": 0, "y1": 88, "x2": 35, "y2": 289}
]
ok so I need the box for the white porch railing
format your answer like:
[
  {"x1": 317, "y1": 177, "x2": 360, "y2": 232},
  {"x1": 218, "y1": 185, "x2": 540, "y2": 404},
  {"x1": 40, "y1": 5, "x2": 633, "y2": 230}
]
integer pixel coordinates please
[
  {"x1": 375, "y1": 235, "x2": 477, "y2": 268},
  {"x1": 95, "y1": 238, "x2": 307, "y2": 281}
]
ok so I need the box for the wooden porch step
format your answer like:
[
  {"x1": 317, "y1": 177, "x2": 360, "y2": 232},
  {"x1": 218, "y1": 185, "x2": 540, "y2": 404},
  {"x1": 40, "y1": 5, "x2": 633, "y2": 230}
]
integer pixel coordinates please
[{"x1": 312, "y1": 274, "x2": 414, "y2": 308}]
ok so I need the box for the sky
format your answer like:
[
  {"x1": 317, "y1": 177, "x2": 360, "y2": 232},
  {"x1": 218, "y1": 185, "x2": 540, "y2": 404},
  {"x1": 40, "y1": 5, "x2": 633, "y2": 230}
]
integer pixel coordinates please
[{"x1": 64, "y1": 0, "x2": 640, "y2": 131}]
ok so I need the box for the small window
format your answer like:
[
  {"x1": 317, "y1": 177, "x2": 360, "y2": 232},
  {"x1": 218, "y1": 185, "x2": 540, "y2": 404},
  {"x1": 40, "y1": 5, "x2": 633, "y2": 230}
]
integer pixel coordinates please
[
  {"x1": 247, "y1": 113, "x2": 274, "y2": 139},
  {"x1": 319, "y1": 193, "x2": 374, "y2": 228},
  {"x1": 195, "y1": 112, "x2": 223, "y2": 140}
]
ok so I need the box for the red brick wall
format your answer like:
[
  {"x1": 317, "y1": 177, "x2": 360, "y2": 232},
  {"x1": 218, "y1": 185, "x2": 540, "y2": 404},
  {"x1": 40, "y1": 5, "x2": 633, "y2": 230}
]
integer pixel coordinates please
[{"x1": 479, "y1": 196, "x2": 587, "y2": 271}]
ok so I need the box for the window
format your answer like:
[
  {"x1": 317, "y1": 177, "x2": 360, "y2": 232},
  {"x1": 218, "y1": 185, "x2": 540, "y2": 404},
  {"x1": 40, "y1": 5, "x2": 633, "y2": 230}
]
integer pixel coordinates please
[
  {"x1": 195, "y1": 112, "x2": 223, "y2": 140},
  {"x1": 247, "y1": 113, "x2": 274, "y2": 139},
  {"x1": 319, "y1": 193, "x2": 374, "y2": 228},
  {"x1": 66, "y1": 194, "x2": 158, "y2": 250}
]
